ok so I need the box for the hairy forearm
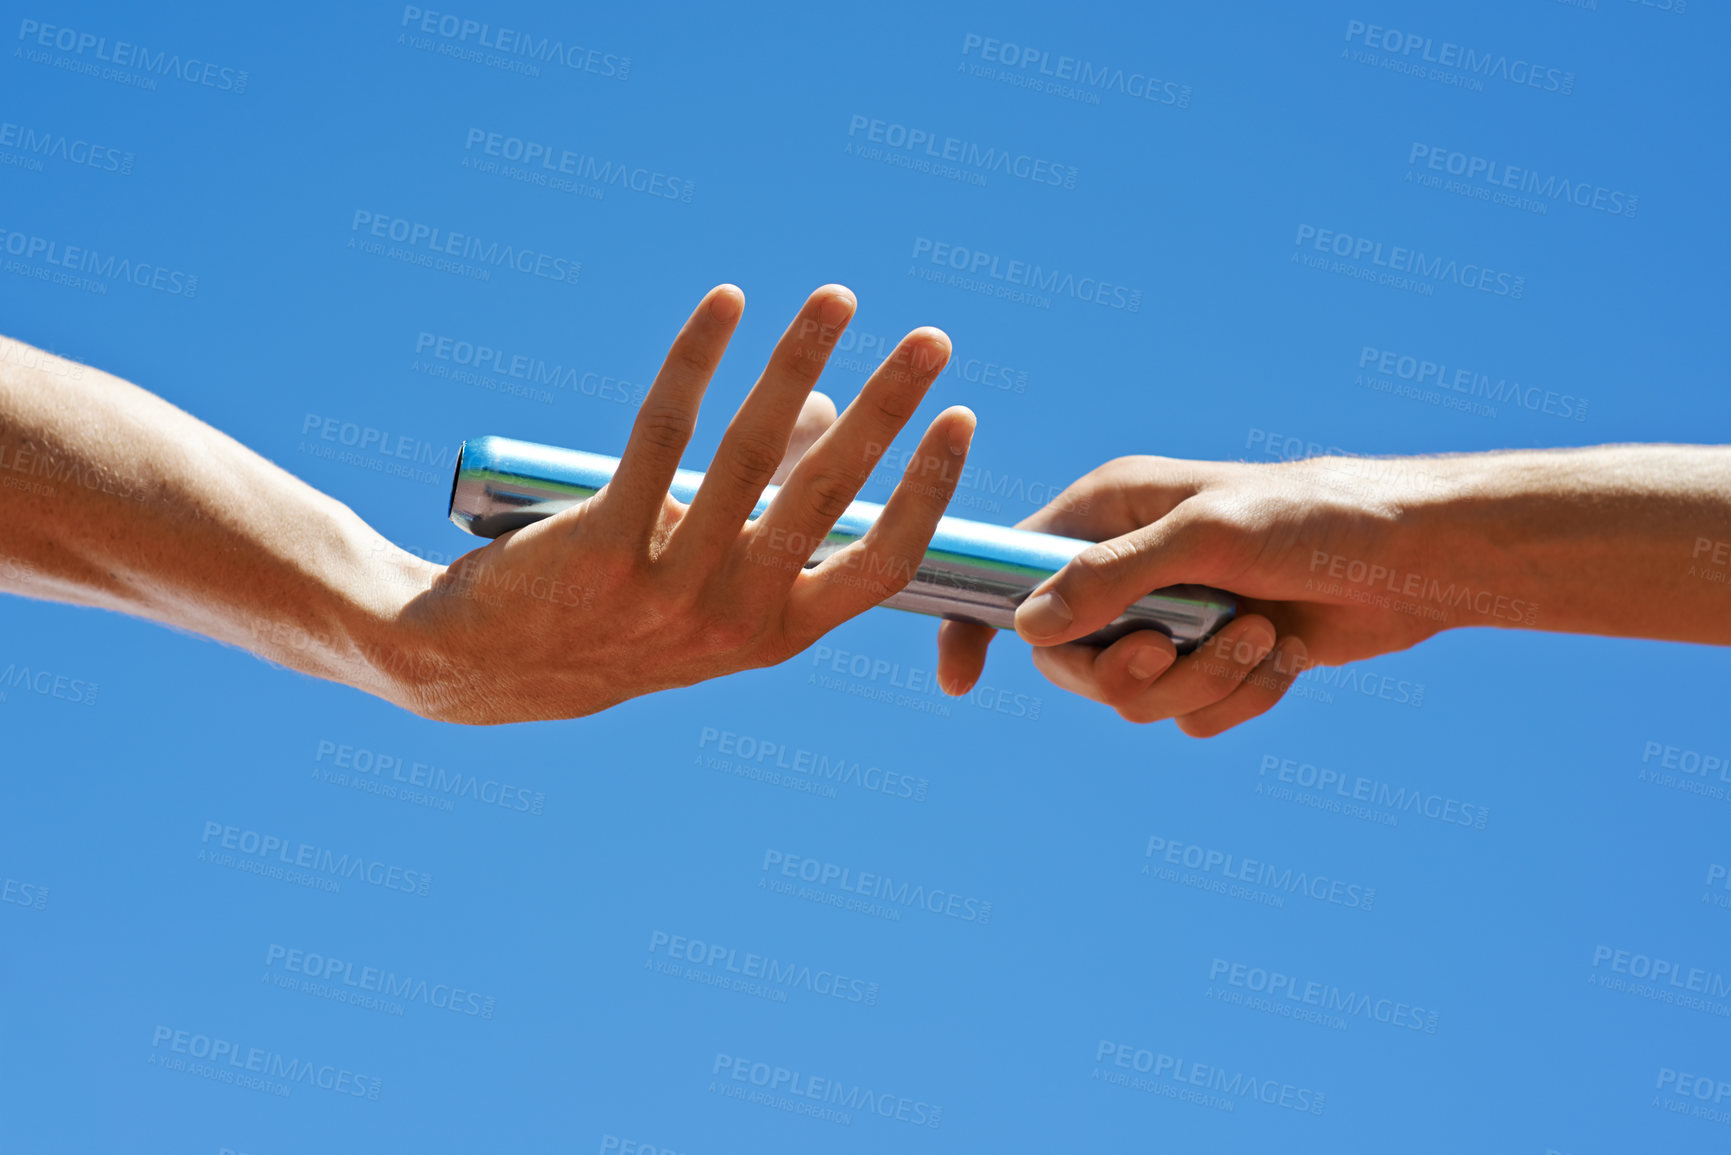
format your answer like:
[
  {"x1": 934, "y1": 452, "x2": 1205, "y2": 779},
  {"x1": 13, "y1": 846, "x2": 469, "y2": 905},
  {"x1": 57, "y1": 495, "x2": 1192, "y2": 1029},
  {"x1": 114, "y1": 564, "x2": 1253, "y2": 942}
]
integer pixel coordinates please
[
  {"x1": 1378, "y1": 445, "x2": 1731, "y2": 643},
  {"x1": 0, "y1": 336, "x2": 439, "y2": 701}
]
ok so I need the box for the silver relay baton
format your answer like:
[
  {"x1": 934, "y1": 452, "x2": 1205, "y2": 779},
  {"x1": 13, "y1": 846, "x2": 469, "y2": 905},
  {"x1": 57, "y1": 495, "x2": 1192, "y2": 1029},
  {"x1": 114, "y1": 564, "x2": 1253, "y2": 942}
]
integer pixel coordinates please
[{"x1": 447, "y1": 435, "x2": 1235, "y2": 651}]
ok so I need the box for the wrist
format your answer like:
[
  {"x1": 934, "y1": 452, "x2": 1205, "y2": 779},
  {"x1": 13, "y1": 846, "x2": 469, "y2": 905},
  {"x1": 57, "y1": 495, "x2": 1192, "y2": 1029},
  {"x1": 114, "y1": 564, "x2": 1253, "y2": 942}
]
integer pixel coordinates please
[
  {"x1": 1291, "y1": 452, "x2": 1539, "y2": 633},
  {"x1": 360, "y1": 547, "x2": 455, "y2": 713},
  {"x1": 299, "y1": 516, "x2": 449, "y2": 712},
  {"x1": 1380, "y1": 451, "x2": 1559, "y2": 631}
]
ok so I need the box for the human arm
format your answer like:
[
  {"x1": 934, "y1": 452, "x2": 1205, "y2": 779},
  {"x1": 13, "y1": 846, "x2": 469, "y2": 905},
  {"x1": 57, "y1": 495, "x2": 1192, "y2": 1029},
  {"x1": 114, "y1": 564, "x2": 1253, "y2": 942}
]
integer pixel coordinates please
[
  {"x1": 935, "y1": 446, "x2": 1731, "y2": 735},
  {"x1": 0, "y1": 284, "x2": 976, "y2": 724}
]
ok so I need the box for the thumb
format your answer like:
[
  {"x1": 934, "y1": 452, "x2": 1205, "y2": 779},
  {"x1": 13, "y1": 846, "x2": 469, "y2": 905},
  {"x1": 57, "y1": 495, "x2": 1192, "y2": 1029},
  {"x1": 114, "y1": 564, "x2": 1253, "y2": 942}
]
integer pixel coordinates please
[{"x1": 1013, "y1": 503, "x2": 1229, "y2": 646}]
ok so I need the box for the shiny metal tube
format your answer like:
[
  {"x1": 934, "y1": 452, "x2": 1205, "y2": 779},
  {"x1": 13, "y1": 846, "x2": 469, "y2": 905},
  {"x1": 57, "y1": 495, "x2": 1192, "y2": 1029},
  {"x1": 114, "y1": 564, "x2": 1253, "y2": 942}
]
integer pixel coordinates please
[{"x1": 448, "y1": 435, "x2": 1235, "y2": 651}]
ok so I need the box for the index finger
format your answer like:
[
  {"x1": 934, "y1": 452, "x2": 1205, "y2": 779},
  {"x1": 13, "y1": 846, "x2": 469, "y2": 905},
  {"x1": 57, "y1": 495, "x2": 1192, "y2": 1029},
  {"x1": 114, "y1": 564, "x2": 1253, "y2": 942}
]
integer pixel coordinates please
[
  {"x1": 597, "y1": 285, "x2": 743, "y2": 550},
  {"x1": 936, "y1": 458, "x2": 1201, "y2": 694},
  {"x1": 1015, "y1": 455, "x2": 1207, "y2": 539}
]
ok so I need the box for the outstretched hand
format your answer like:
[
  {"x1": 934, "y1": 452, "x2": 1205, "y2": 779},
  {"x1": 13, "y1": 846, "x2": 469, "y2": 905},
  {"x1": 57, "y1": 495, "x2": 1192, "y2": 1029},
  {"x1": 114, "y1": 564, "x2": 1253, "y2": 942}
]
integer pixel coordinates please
[{"x1": 395, "y1": 284, "x2": 977, "y2": 724}]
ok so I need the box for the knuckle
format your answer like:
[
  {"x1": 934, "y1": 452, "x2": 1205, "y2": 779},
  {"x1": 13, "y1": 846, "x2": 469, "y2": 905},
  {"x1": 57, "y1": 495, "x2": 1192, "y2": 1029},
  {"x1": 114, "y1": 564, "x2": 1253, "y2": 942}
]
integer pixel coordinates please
[
  {"x1": 1102, "y1": 684, "x2": 1139, "y2": 710},
  {"x1": 589, "y1": 548, "x2": 644, "y2": 589},
  {"x1": 873, "y1": 551, "x2": 918, "y2": 595},
  {"x1": 724, "y1": 433, "x2": 786, "y2": 491},
  {"x1": 1166, "y1": 505, "x2": 1237, "y2": 564},
  {"x1": 871, "y1": 387, "x2": 919, "y2": 426},
  {"x1": 1069, "y1": 540, "x2": 1129, "y2": 587},
  {"x1": 1205, "y1": 662, "x2": 1252, "y2": 697},
  {"x1": 1117, "y1": 702, "x2": 1160, "y2": 725},
  {"x1": 1097, "y1": 454, "x2": 1157, "y2": 484},
  {"x1": 1168, "y1": 499, "x2": 1222, "y2": 539},
  {"x1": 703, "y1": 610, "x2": 760, "y2": 653},
  {"x1": 1176, "y1": 714, "x2": 1223, "y2": 739},
  {"x1": 802, "y1": 469, "x2": 858, "y2": 523},
  {"x1": 785, "y1": 345, "x2": 829, "y2": 387},
  {"x1": 900, "y1": 448, "x2": 958, "y2": 499},
  {"x1": 675, "y1": 346, "x2": 715, "y2": 378},
  {"x1": 636, "y1": 406, "x2": 694, "y2": 453}
]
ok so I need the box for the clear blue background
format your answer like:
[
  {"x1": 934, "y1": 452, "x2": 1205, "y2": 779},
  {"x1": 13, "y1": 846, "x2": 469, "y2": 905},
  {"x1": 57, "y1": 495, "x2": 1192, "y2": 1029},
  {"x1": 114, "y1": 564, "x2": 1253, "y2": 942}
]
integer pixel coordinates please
[{"x1": 2, "y1": 2, "x2": 1727, "y2": 1152}]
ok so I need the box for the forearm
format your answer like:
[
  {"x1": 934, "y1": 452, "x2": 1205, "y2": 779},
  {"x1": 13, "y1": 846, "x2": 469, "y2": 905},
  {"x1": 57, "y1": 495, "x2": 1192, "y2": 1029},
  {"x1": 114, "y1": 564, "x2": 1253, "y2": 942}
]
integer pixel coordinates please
[
  {"x1": 1387, "y1": 444, "x2": 1731, "y2": 643},
  {"x1": 0, "y1": 336, "x2": 439, "y2": 702}
]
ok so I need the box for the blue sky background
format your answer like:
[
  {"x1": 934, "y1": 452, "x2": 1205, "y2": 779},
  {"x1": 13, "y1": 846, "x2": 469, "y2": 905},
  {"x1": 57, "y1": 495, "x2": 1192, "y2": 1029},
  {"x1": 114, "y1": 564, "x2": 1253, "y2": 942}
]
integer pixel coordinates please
[{"x1": 2, "y1": 2, "x2": 1728, "y2": 1152}]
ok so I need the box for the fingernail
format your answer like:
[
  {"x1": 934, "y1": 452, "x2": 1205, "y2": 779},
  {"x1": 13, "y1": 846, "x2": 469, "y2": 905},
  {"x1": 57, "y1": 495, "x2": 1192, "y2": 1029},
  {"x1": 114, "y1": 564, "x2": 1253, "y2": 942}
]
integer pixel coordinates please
[
  {"x1": 818, "y1": 291, "x2": 854, "y2": 329},
  {"x1": 1016, "y1": 590, "x2": 1072, "y2": 639},
  {"x1": 1242, "y1": 619, "x2": 1277, "y2": 656},
  {"x1": 710, "y1": 288, "x2": 742, "y2": 322},
  {"x1": 1127, "y1": 645, "x2": 1174, "y2": 681},
  {"x1": 947, "y1": 410, "x2": 975, "y2": 456}
]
